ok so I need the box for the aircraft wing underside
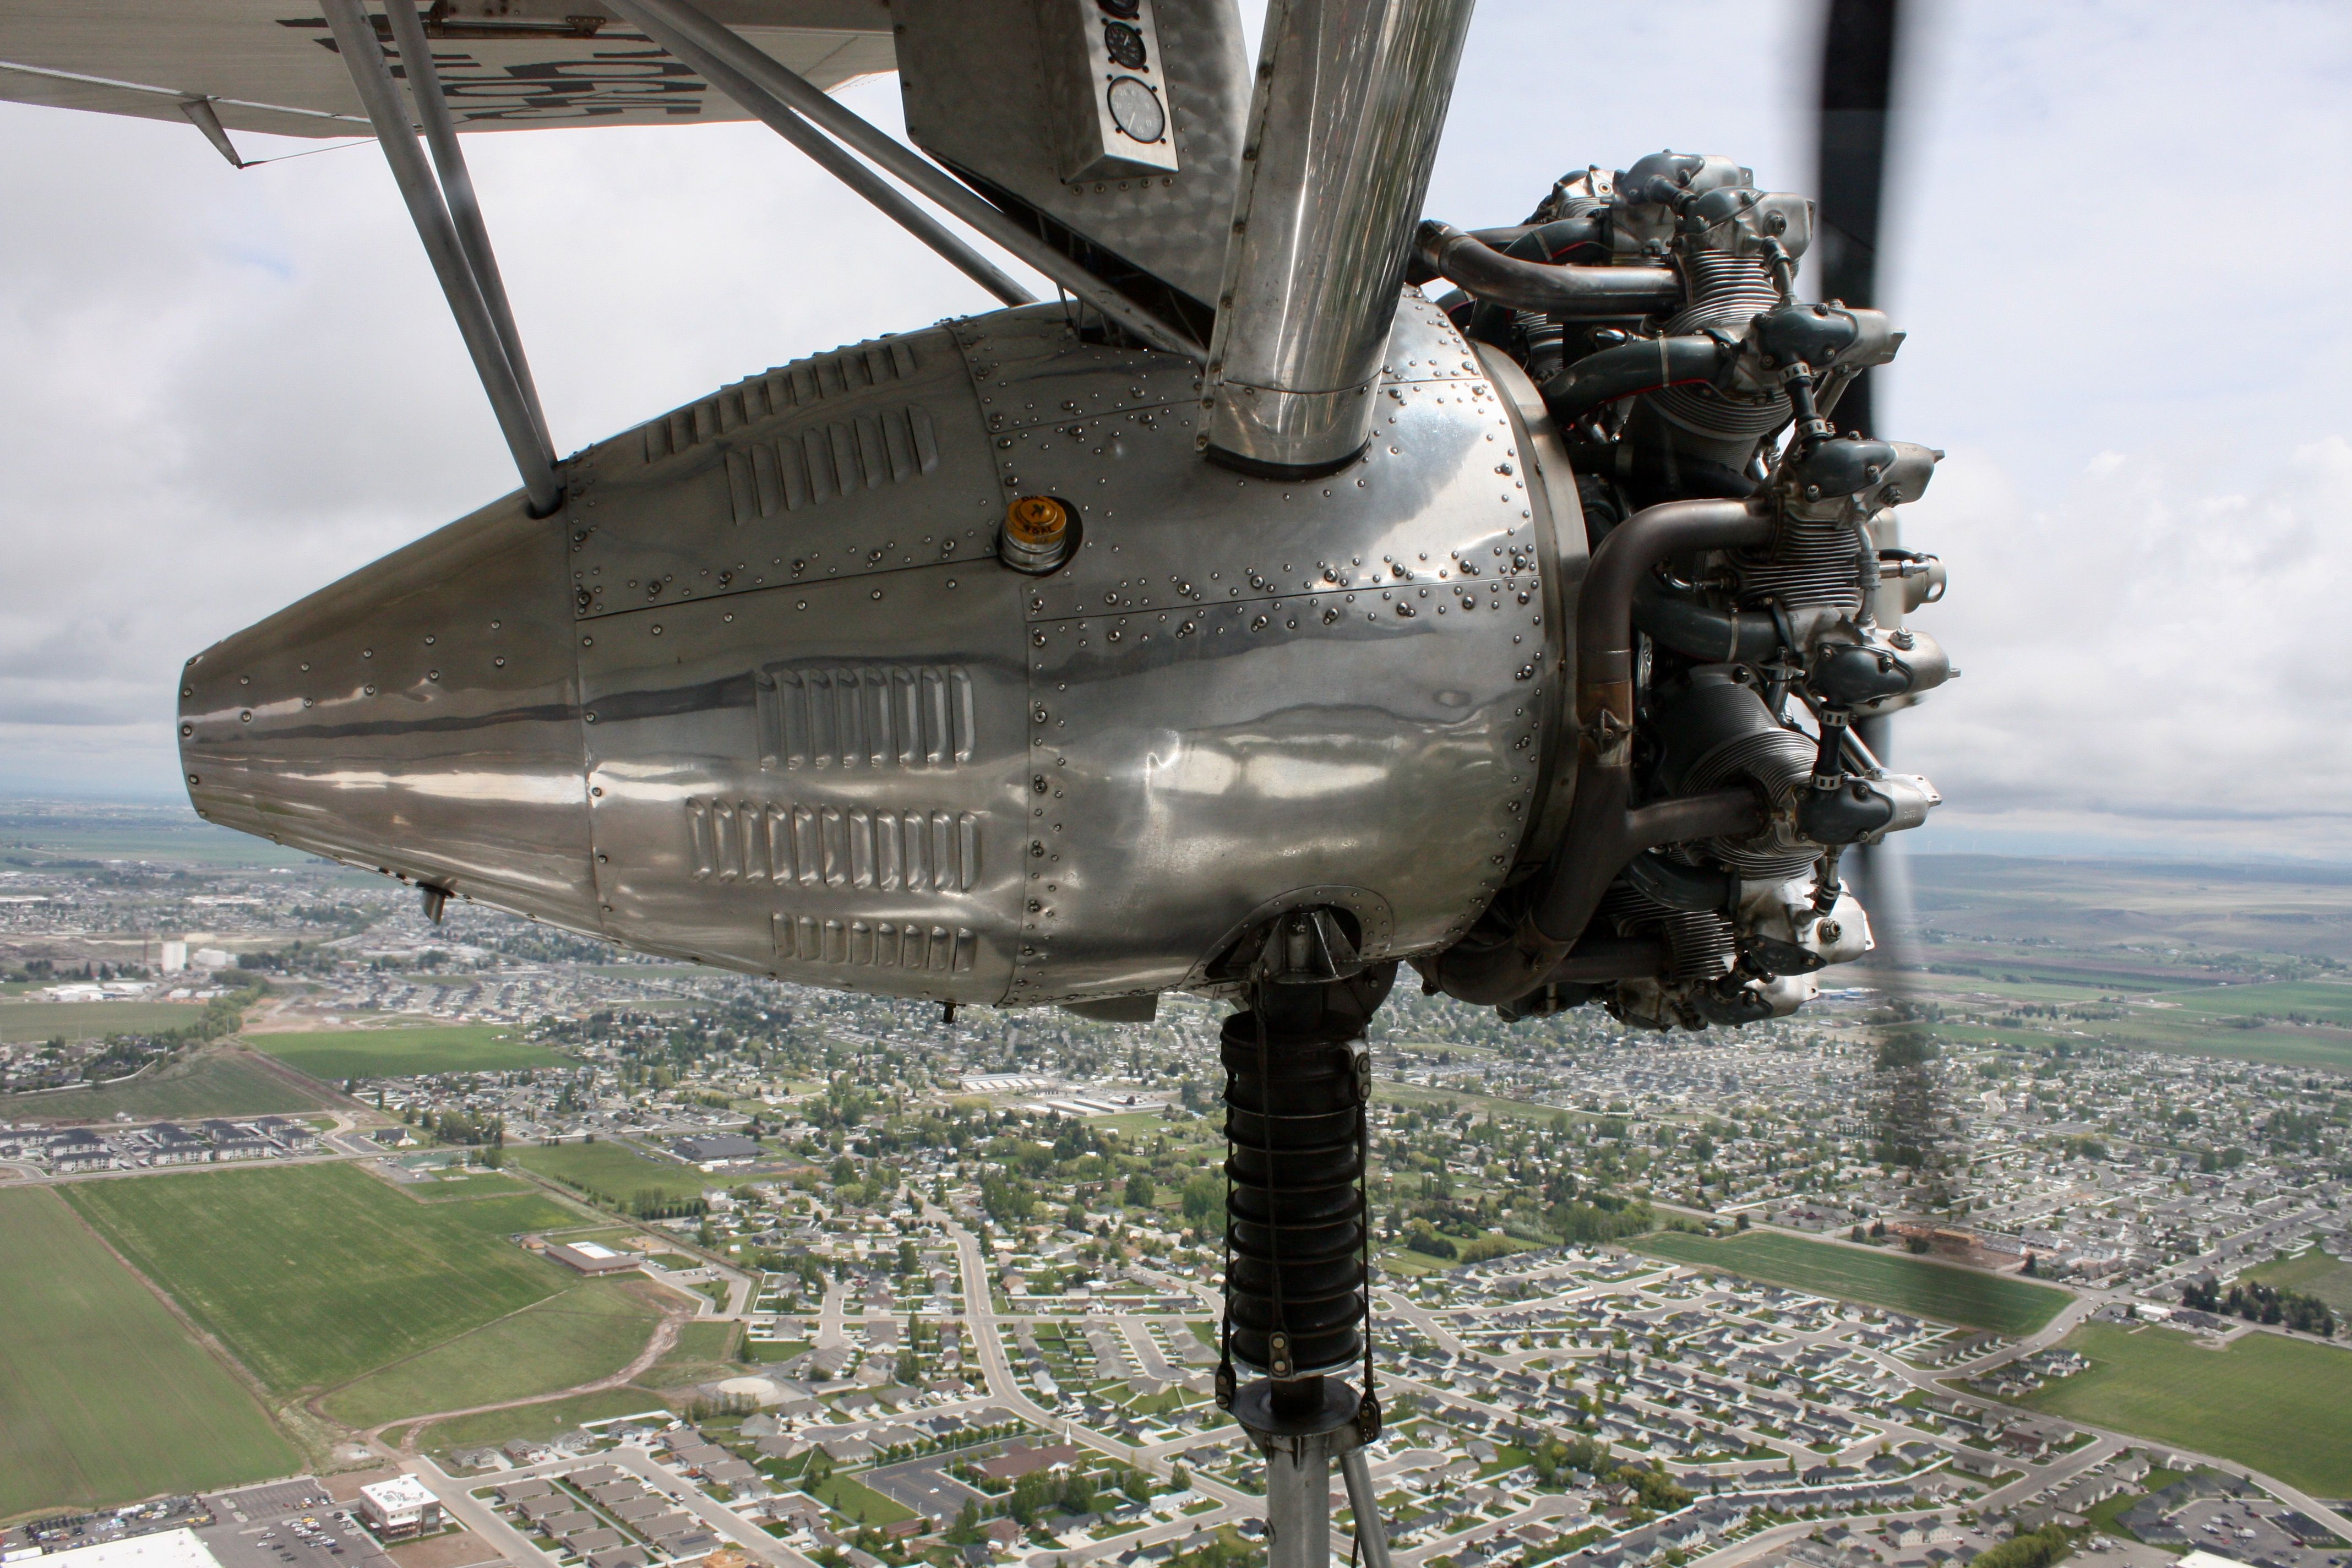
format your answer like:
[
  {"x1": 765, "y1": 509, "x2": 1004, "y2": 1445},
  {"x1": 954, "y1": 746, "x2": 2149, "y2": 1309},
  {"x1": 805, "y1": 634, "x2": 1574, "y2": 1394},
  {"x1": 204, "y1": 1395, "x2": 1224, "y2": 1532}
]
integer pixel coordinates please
[{"x1": 0, "y1": 0, "x2": 892, "y2": 139}]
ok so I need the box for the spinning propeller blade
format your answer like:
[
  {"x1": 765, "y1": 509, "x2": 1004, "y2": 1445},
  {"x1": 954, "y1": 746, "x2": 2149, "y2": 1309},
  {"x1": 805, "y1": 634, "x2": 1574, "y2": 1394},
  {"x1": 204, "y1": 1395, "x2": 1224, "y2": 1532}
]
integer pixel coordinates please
[{"x1": 1812, "y1": 0, "x2": 1968, "y2": 1225}]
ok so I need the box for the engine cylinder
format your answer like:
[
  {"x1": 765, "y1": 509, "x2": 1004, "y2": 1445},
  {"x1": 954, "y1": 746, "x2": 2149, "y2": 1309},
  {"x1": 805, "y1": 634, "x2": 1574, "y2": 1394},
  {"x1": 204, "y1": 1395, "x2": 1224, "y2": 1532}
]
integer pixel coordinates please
[{"x1": 1649, "y1": 669, "x2": 1819, "y2": 878}]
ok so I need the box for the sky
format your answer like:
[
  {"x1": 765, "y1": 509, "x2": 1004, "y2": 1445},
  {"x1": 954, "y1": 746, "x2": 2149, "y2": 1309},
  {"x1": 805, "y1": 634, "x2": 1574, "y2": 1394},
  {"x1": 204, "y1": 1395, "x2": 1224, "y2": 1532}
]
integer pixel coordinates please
[{"x1": 2, "y1": 2, "x2": 2350, "y2": 862}]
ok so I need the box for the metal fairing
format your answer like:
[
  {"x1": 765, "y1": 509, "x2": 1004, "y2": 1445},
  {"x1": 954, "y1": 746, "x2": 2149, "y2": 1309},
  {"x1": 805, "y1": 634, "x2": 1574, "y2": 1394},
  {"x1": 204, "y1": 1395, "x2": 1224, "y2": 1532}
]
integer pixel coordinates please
[
  {"x1": 577, "y1": 567, "x2": 1029, "y2": 1003},
  {"x1": 571, "y1": 330, "x2": 1003, "y2": 612},
  {"x1": 178, "y1": 492, "x2": 601, "y2": 933},
  {"x1": 565, "y1": 323, "x2": 1022, "y2": 1002},
  {"x1": 955, "y1": 295, "x2": 1572, "y2": 1003},
  {"x1": 179, "y1": 294, "x2": 1580, "y2": 1009}
]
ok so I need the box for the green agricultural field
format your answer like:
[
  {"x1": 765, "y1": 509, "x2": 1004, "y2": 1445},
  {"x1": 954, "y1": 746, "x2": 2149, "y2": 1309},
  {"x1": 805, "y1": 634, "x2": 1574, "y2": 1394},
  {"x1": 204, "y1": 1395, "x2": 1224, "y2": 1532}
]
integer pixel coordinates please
[
  {"x1": 62, "y1": 1162, "x2": 578, "y2": 1393},
  {"x1": 2161, "y1": 979, "x2": 2352, "y2": 1025},
  {"x1": 2017, "y1": 1323, "x2": 2352, "y2": 1496},
  {"x1": 813, "y1": 1474, "x2": 916, "y2": 1526},
  {"x1": 0, "y1": 803, "x2": 315, "y2": 869},
  {"x1": 322, "y1": 1278, "x2": 666, "y2": 1428},
  {"x1": 2107, "y1": 1027, "x2": 2352, "y2": 1074},
  {"x1": 2242, "y1": 1248, "x2": 2352, "y2": 1316},
  {"x1": 645, "y1": 1321, "x2": 741, "y2": 1387},
  {"x1": 513, "y1": 1139, "x2": 712, "y2": 1206},
  {"x1": 416, "y1": 1387, "x2": 673, "y2": 1454},
  {"x1": 0, "y1": 1000, "x2": 208, "y2": 1043},
  {"x1": 1632, "y1": 1229, "x2": 2070, "y2": 1335},
  {"x1": 404, "y1": 1170, "x2": 533, "y2": 1200},
  {"x1": 4, "y1": 1049, "x2": 325, "y2": 1123},
  {"x1": 1383, "y1": 1082, "x2": 1592, "y2": 1128},
  {"x1": 0, "y1": 1188, "x2": 298, "y2": 1516},
  {"x1": 251, "y1": 1025, "x2": 564, "y2": 1082},
  {"x1": 1905, "y1": 853, "x2": 2352, "y2": 960}
]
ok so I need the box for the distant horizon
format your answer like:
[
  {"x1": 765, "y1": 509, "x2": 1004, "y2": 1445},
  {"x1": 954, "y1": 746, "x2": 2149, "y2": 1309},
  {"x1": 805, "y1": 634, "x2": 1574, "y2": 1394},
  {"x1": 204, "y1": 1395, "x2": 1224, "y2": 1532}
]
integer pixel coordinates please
[{"x1": 10, "y1": 790, "x2": 2352, "y2": 874}]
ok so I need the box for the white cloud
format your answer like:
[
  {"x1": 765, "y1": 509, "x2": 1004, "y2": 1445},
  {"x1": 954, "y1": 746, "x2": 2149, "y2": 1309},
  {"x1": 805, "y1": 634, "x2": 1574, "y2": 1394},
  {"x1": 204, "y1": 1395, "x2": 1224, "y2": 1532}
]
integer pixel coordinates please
[{"x1": 1903, "y1": 433, "x2": 2352, "y2": 852}]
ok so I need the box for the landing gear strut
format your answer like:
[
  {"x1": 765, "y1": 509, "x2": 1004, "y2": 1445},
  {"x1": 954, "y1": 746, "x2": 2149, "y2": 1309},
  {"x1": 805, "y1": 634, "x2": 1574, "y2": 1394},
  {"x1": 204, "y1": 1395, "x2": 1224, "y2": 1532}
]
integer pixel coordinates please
[{"x1": 1214, "y1": 939, "x2": 1397, "y2": 1568}]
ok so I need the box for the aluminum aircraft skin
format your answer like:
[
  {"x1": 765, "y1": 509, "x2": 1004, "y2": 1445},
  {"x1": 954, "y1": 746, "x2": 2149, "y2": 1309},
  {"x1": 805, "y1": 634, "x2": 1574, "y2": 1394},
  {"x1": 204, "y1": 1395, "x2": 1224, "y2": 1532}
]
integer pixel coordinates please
[{"x1": 29, "y1": 1, "x2": 1951, "y2": 1561}]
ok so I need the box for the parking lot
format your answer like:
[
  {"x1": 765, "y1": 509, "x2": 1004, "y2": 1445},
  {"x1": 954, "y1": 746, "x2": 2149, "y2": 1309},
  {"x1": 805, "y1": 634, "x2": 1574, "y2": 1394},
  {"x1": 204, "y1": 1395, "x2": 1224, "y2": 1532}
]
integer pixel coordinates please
[
  {"x1": 195, "y1": 1481, "x2": 395, "y2": 1568},
  {"x1": 862, "y1": 1455, "x2": 989, "y2": 1523},
  {"x1": 2173, "y1": 1498, "x2": 2350, "y2": 1568}
]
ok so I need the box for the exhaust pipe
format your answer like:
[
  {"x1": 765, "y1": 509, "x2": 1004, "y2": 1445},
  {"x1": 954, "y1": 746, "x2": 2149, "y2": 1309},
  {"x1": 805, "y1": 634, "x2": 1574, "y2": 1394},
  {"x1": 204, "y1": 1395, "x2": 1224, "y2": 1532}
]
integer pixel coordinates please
[{"x1": 1201, "y1": 0, "x2": 1477, "y2": 477}]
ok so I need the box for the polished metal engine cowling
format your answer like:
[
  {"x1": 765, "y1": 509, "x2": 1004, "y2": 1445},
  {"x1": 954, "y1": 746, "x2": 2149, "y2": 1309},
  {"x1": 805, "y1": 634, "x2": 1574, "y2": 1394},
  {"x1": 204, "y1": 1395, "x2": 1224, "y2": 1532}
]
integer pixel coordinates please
[{"x1": 180, "y1": 294, "x2": 1582, "y2": 1007}]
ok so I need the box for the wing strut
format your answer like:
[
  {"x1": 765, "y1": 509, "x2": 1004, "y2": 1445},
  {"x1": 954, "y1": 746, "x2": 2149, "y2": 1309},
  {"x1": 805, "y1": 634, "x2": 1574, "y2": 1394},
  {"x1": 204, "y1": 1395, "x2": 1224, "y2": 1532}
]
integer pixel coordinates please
[
  {"x1": 590, "y1": 1, "x2": 1030, "y2": 310},
  {"x1": 319, "y1": 0, "x2": 564, "y2": 517},
  {"x1": 381, "y1": 0, "x2": 555, "y2": 469},
  {"x1": 601, "y1": 0, "x2": 1206, "y2": 361},
  {"x1": 178, "y1": 99, "x2": 246, "y2": 169}
]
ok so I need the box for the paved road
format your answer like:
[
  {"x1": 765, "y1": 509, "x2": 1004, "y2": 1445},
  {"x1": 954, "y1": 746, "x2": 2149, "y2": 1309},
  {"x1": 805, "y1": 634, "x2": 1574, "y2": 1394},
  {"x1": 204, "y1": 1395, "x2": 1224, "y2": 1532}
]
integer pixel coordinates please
[
  {"x1": 1687, "y1": 1507, "x2": 1962, "y2": 1568},
  {"x1": 1115, "y1": 1316, "x2": 1175, "y2": 1382},
  {"x1": 402, "y1": 1462, "x2": 563, "y2": 1568},
  {"x1": 1404, "y1": 1260, "x2": 2352, "y2": 1552},
  {"x1": 943, "y1": 1221, "x2": 1268, "y2": 1560},
  {"x1": 1811, "y1": 1287, "x2": 2352, "y2": 1540},
  {"x1": 408, "y1": 1444, "x2": 827, "y2": 1568}
]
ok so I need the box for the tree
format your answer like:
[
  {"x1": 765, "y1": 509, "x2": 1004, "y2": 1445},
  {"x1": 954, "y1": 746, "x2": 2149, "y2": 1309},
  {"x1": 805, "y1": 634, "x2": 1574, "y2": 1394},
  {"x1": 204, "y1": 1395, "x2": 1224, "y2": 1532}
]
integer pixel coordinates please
[
  {"x1": 1009, "y1": 1470, "x2": 1056, "y2": 1525},
  {"x1": 1970, "y1": 1526, "x2": 2073, "y2": 1568},
  {"x1": 1125, "y1": 1170, "x2": 1155, "y2": 1208}
]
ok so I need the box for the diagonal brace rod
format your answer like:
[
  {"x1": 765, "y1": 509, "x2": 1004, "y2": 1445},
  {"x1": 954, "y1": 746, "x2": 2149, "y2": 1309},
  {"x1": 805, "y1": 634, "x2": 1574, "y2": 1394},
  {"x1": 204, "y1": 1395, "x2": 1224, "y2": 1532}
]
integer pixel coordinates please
[
  {"x1": 381, "y1": 0, "x2": 554, "y2": 464},
  {"x1": 596, "y1": 0, "x2": 1028, "y2": 308},
  {"x1": 603, "y1": 0, "x2": 1205, "y2": 360},
  {"x1": 321, "y1": 0, "x2": 563, "y2": 516},
  {"x1": 1340, "y1": 1446, "x2": 1395, "y2": 1568}
]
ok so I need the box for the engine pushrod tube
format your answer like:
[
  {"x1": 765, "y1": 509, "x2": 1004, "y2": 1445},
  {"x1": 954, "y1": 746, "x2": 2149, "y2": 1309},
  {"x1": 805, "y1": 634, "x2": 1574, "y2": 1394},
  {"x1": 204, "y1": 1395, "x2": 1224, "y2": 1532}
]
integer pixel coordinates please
[
  {"x1": 1431, "y1": 497, "x2": 1776, "y2": 1005},
  {"x1": 1415, "y1": 220, "x2": 1682, "y2": 315},
  {"x1": 380, "y1": 0, "x2": 554, "y2": 464},
  {"x1": 605, "y1": 0, "x2": 1201, "y2": 358},
  {"x1": 595, "y1": 0, "x2": 1030, "y2": 309},
  {"x1": 1538, "y1": 935, "x2": 1669, "y2": 984},
  {"x1": 321, "y1": 0, "x2": 562, "y2": 517}
]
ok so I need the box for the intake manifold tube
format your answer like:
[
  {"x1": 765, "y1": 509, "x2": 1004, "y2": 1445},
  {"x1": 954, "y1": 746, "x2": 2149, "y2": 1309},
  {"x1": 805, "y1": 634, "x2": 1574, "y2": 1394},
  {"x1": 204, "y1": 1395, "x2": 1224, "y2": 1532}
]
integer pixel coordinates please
[
  {"x1": 1632, "y1": 576, "x2": 1784, "y2": 663},
  {"x1": 1541, "y1": 335, "x2": 1733, "y2": 427},
  {"x1": 1427, "y1": 496, "x2": 1779, "y2": 1007},
  {"x1": 1410, "y1": 220, "x2": 1683, "y2": 317}
]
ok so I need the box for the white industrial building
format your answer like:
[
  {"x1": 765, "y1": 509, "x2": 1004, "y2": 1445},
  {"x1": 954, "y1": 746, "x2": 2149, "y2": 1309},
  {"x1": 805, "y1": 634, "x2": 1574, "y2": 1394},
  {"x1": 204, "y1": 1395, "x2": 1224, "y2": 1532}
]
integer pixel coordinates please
[{"x1": 356, "y1": 1476, "x2": 442, "y2": 1540}]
